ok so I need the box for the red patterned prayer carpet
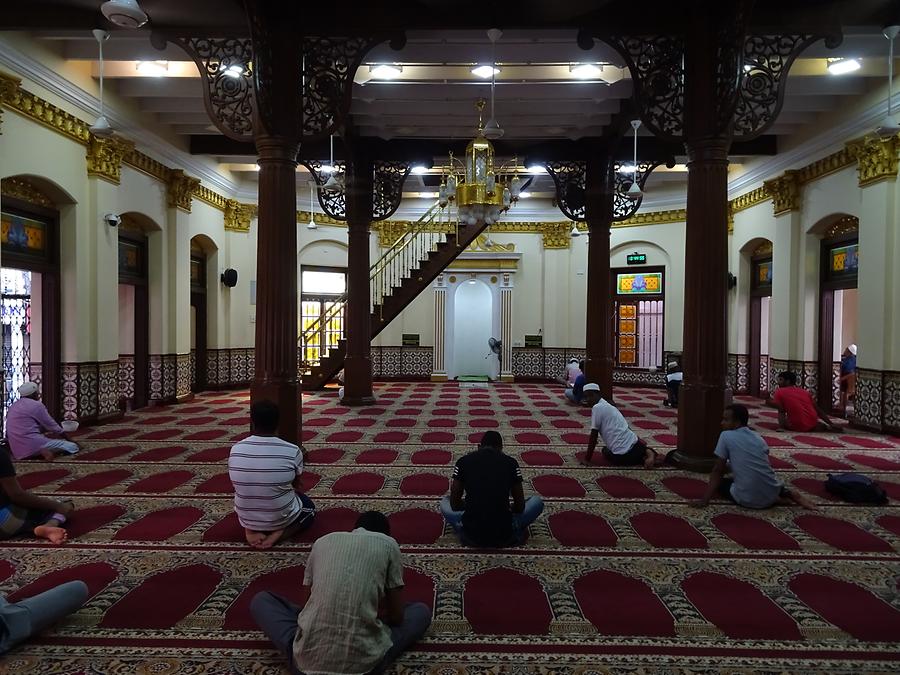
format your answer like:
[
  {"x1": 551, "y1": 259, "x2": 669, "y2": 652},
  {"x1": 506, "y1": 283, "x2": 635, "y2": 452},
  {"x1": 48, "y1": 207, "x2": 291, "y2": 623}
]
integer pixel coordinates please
[{"x1": 2, "y1": 383, "x2": 900, "y2": 674}]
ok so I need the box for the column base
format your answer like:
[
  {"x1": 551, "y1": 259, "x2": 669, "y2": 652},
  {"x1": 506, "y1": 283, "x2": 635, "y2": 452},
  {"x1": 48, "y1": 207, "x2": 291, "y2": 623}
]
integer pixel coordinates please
[
  {"x1": 667, "y1": 449, "x2": 717, "y2": 473},
  {"x1": 431, "y1": 374, "x2": 448, "y2": 382},
  {"x1": 251, "y1": 378, "x2": 300, "y2": 444},
  {"x1": 499, "y1": 374, "x2": 515, "y2": 383},
  {"x1": 342, "y1": 394, "x2": 377, "y2": 406}
]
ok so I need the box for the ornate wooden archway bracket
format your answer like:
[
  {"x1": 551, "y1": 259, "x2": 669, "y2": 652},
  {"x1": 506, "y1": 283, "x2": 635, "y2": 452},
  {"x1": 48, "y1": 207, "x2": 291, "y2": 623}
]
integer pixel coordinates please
[{"x1": 299, "y1": 158, "x2": 412, "y2": 222}]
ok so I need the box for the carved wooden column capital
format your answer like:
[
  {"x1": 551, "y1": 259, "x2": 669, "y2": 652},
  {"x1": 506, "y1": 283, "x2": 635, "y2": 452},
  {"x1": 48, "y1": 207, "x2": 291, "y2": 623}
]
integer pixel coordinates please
[
  {"x1": 86, "y1": 134, "x2": 135, "y2": 184},
  {"x1": 166, "y1": 169, "x2": 201, "y2": 212},
  {"x1": 763, "y1": 169, "x2": 802, "y2": 216},
  {"x1": 846, "y1": 135, "x2": 900, "y2": 187}
]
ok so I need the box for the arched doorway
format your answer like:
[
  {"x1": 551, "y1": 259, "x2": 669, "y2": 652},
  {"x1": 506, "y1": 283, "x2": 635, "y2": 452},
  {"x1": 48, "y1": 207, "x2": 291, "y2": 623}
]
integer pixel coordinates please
[
  {"x1": 747, "y1": 240, "x2": 773, "y2": 397},
  {"x1": 816, "y1": 215, "x2": 858, "y2": 413},
  {"x1": 611, "y1": 267, "x2": 665, "y2": 370},
  {"x1": 189, "y1": 235, "x2": 217, "y2": 392},
  {"x1": 0, "y1": 176, "x2": 63, "y2": 428},
  {"x1": 118, "y1": 214, "x2": 154, "y2": 410},
  {"x1": 451, "y1": 278, "x2": 496, "y2": 380}
]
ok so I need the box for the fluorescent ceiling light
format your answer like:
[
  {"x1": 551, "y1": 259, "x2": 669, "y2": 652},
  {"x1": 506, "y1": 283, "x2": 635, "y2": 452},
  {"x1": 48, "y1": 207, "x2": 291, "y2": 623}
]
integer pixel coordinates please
[
  {"x1": 827, "y1": 58, "x2": 861, "y2": 75},
  {"x1": 569, "y1": 63, "x2": 604, "y2": 79},
  {"x1": 320, "y1": 164, "x2": 337, "y2": 173},
  {"x1": 518, "y1": 191, "x2": 531, "y2": 199},
  {"x1": 527, "y1": 165, "x2": 546, "y2": 174},
  {"x1": 369, "y1": 64, "x2": 403, "y2": 79},
  {"x1": 221, "y1": 63, "x2": 245, "y2": 79},
  {"x1": 472, "y1": 64, "x2": 501, "y2": 79},
  {"x1": 411, "y1": 165, "x2": 428, "y2": 174},
  {"x1": 254, "y1": 164, "x2": 260, "y2": 171},
  {"x1": 136, "y1": 60, "x2": 168, "y2": 76},
  {"x1": 618, "y1": 164, "x2": 637, "y2": 174}
]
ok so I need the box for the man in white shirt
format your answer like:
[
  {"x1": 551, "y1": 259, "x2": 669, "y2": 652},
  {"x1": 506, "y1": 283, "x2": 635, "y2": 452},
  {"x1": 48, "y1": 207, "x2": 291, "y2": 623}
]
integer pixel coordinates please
[
  {"x1": 251, "y1": 511, "x2": 431, "y2": 675},
  {"x1": 581, "y1": 384, "x2": 659, "y2": 469},
  {"x1": 663, "y1": 361, "x2": 683, "y2": 408},
  {"x1": 228, "y1": 400, "x2": 315, "y2": 549}
]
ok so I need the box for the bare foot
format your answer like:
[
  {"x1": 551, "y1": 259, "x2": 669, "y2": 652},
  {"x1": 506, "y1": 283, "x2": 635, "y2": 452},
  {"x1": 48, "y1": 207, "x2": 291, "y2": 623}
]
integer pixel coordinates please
[
  {"x1": 40, "y1": 449, "x2": 55, "y2": 461},
  {"x1": 783, "y1": 488, "x2": 819, "y2": 511},
  {"x1": 34, "y1": 525, "x2": 68, "y2": 544},
  {"x1": 244, "y1": 529, "x2": 267, "y2": 548},
  {"x1": 643, "y1": 450, "x2": 660, "y2": 469},
  {"x1": 256, "y1": 529, "x2": 284, "y2": 550}
]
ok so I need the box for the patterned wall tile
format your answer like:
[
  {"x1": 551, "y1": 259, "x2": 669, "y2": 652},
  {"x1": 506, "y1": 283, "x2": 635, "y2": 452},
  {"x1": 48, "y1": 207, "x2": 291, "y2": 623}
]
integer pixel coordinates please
[
  {"x1": 380, "y1": 347, "x2": 402, "y2": 377},
  {"x1": 512, "y1": 348, "x2": 544, "y2": 378},
  {"x1": 759, "y1": 355, "x2": 769, "y2": 393},
  {"x1": 831, "y1": 362, "x2": 841, "y2": 410},
  {"x1": 206, "y1": 350, "x2": 219, "y2": 386},
  {"x1": 613, "y1": 368, "x2": 665, "y2": 386},
  {"x1": 118, "y1": 355, "x2": 135, "y2": 402},
  {"x1": 28, "y1": 362, "x2": 43, "y2": 390},
  {"x1": 77, "y1": 363, "x2": 99, "y2": 418},
  {"x1": 544, "y1": 349, "x2": 567, "y2": 382},
  {"x1": 60, "y1": 364, "x2": 78, "y2": 420},
  {"x1": 402, "y1": 347, "x2": 433, "y2": 377},
  {"x1": 853, "y1": 369, "x2": 883, "y2": 430},
  {"x1": 148, "y1": 355, "x2": 163, "y2": 401},
  {"x1": 883, "y1": 371, "x2": 900, "y2": 432},
  {"x1": 176, "y1": 353, "x2": 191, "y2": 398},
  {"x1": 736, "y1": 354, "x2": 749, "y2": 394},
  {"x1": 371, "y1": 348, "x2": 383, "y2": 377},
  {"x1": 98, "y1": 360, "x2": 119, "y2": 417}
]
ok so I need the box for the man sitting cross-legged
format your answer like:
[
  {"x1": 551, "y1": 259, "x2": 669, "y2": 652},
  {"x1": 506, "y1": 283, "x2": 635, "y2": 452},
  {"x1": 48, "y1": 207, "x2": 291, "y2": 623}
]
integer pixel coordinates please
[
  {"x1": 6, "y1": 382, "x2": 79, "y2": 460},
  {"x1": 692, "y1": 403, "x2": 817, "y2": 510},
  {"x1": 440, "y1": 430, "x2": 544, "y2": 547},
  {"x1": 0, "y1": 440, "x2": 74, "y2": 544},
  {"x1": 581, "y1": 384, "x2": 660, "y2": 468},
  {"x1": 251, "y1": 511, "x2": 431, "y2": 675},
  {"x1": 228, "y1": 400, "x2": 315, "y2": 549},
  {"x1": 1, "y1": 580, "x2": 88, "y2": 655}
]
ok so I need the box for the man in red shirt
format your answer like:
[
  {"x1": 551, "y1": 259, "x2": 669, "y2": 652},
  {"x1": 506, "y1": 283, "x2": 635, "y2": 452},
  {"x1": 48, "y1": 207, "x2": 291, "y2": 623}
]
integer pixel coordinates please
[{"x1": 769, "y1": 371, "x2": 839, "y2": 432}]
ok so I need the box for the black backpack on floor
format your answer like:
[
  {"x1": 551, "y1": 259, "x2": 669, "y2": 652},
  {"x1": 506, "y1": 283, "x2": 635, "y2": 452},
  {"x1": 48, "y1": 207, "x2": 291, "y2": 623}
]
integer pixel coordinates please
[{"x1": 824, "y1": 473, "x2": 889, "y2": 505}]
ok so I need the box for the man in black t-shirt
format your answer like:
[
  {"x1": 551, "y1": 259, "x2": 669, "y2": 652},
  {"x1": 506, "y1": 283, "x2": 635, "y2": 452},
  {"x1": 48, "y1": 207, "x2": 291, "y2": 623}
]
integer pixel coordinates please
[
  {"x1": 0, "y1": 442, "x2": 74, "y2": 544},
  {"x1": 439, "y1": 431, "x2": 544, "y2": 546}
]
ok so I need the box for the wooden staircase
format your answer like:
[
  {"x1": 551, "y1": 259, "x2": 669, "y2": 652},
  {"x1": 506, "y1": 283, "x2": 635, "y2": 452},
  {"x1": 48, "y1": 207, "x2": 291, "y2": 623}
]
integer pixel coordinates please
[{"x1": 300, "y1": 204, "x2": 489, "y2": 390}]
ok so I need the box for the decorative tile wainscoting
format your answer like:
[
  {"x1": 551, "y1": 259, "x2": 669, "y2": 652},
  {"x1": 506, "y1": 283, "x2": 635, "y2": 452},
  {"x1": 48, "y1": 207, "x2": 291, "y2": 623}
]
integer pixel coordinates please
[
  {"x1": 205, "y1": 348, "x2": 254, "y2": 389},
  {"x1": 854, "y1": 368, "x2": 900, "y2": 435},
  {"x1": 769, "y1": 359, "x2": 818, "y2": 397},
  {"x1": 60, "y1": 360, "x2": 120, "y2": 422},
  {"x1": 372, "y1": 346, "x2": 433, "y2": 379},
  {"x1": 511, "y1": 347, "x2": 676, "y2": 387},
  {"x1": 118, "y1": 355, "x2": 135, "y2": 405}
]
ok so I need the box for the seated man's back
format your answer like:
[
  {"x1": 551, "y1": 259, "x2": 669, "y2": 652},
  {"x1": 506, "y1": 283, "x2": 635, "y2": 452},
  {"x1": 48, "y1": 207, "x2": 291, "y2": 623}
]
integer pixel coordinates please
[
  {"x1": 228, "y1": 434, "x2": 303, "y2": 532},
  {"x1": 296, "y1": 527, "x2": 403, "y2": 673},
  {"x1": 455, "y1": 446, "x2": 521, "y2": 546},
  {"x1": 772, "y1": 385, "x2": 818, "y2": 432},
  {"x1": 716, "y1": 426, "x2": 783, "y2": 508}
]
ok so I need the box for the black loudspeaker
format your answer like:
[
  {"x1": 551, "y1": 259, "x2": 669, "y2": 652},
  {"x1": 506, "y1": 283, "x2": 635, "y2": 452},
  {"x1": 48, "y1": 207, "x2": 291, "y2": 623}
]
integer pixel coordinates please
[
  {"x1": 221, "y1": 268, "x2": 238, "y2": 287},
  {"x1": 727, "y1": 272, "x2": 737, "y2": 289}
]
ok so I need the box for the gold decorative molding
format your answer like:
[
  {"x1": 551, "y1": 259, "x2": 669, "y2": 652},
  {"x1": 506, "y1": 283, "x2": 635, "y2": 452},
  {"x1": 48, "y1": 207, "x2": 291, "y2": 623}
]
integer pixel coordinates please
[
  {"x1": 165, "y1": 169, "x2": 201, "y2": 212},
  {"x1": 0, "y1": 70, "x2": 90, "y2": 145},
  {"x1": 467, "y1": 234, "x2": 515, "y2": 252},
  {"x1": 223, "y1": 199, "x2": 258, "y2": 232},
  {"x1": 296, "y1": 209, "x2": 346, "y2": 227},
  {"x1": 86, "y1": 134, "x2": 135, "y2": 184},
  {"x1": 795, "y1": 146, "x2": 856, "y2": 185},
  {"x1": 1, "y1": 176, "x2": 55, "y2": 208},
  {"x1": 846, "y1": 134, "x2": 900, "y2": 187},
  {"x1": 194, "y1": 184, "x2": 227, "y2": 211},
  {"x1": 729, "y1": 187, "x2": 769, "y2": 214},
  {"x1": 447, "y1": 258, "x2": 519, "y2": 270},
  {"x1": 763, "y1": 169, "x2": 802, "y2": 216},
  {"x1": 541, "y1": 222, "x2": 571, "y2": 249},
  {"x1": 123, "y1": 150, "x2": 169, "y2": 182},
  {"x1": 614, "y1": 208, "x2": 687, "y2": 228},
  {"x1": 371, "y1": 220, "x2": 409, "y2": 248}
]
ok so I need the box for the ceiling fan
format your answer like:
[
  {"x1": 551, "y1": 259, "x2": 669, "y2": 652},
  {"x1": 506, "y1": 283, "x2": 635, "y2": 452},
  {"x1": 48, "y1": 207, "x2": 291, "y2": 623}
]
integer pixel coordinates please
[
  {"x1": 89, "y1": 29, "x2": 113, "y2": 137},
  {"x1": 100, "y1": 0, "x2": 149, "y2": 28},
  {"x1": 874, "y1": 25, "x2": 900, "y2": 137}
]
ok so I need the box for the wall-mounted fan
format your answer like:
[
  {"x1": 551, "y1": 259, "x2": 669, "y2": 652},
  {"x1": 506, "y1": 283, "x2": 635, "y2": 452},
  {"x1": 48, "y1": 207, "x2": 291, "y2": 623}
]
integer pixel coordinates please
[{"x1": 487, "y1": 337, "x2": 502, "y2": 371}]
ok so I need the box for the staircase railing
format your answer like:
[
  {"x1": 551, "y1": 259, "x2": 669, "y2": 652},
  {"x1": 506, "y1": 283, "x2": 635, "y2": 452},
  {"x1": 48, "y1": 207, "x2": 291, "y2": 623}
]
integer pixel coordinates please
[{"x1": 298, "y1": 201, "x2": 446, "y2": 368}]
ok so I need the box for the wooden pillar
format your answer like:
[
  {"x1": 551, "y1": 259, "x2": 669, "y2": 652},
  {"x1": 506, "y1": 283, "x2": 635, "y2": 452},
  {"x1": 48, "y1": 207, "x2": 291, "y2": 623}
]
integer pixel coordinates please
[
  {"x1": 343, "y1": 152, "x2": 376, "y2": 405},
  {"x1": 671, "y1": 9, "x2": 732, "y2": 470},
  {"x1": 251, "y1": 135, "x2": 301, "y2": 442},
  {"x1": 584, "y1": 154, "x2": 615, "y2": 401}
]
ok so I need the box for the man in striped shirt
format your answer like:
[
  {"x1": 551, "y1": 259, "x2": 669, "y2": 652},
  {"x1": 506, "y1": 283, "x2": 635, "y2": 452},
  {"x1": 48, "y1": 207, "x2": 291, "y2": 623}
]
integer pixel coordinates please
[{"x1": 228, "y1": 400, "x2": 315, "y2": 549}]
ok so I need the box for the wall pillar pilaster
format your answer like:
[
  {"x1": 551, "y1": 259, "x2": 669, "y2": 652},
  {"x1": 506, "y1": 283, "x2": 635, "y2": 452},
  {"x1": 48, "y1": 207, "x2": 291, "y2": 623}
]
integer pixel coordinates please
[{"x1": 431, "y1": 275, "x2": 448, "y2": 382}]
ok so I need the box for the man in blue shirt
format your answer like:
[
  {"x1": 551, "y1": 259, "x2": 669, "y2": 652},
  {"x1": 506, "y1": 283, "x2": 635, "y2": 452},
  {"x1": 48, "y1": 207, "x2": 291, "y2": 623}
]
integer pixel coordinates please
[
  {"x1": 692, "y1": 404, "x2": 816, "y2": 510},
  {"x1": 564, "y1": 360, "x2": 587, "y2": 404},
  {"x1": 839, "y1": 344, "x2": 857, "y2": 414}
]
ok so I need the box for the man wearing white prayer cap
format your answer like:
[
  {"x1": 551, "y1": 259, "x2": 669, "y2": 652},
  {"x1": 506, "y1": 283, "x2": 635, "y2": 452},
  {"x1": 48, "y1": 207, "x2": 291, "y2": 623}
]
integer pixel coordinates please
[{"x1": 5, "y1": 382, "x2": 79, "y2": 460}]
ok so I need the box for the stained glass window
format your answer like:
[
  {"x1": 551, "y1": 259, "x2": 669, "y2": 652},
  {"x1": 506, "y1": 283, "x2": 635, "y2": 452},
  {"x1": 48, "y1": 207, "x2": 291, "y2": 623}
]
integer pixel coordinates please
[
  {"x1": 616, "y1": 272, "x2": 662, "y2": 295},
  {"x1": 1, "y1": 211, "x2": 47, "y2": 257},
  {"x1": 118, "y1": 240, "x2": 143, "y2": 278},
  {"x1": 830, "y1": 243, "x2": 858, "y2": 274},
  {"x1": 752, "y1": 258, "x2": 772, "y2": 290}
]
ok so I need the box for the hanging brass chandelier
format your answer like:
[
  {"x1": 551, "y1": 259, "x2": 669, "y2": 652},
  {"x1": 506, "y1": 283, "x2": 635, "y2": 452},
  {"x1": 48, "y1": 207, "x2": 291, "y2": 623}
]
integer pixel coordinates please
[{"x1": 438, "y1": 99, "x2": 523, "y2": 226}]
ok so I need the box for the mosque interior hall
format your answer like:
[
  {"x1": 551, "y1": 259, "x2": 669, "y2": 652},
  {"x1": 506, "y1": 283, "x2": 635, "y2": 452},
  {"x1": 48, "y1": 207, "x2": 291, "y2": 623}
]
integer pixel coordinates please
[{"x1": 1, "y1": 0, "x2": 900, "y2": 673}]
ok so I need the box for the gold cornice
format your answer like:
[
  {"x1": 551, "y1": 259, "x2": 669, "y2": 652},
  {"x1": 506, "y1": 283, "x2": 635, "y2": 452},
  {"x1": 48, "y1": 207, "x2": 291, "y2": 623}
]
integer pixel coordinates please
[
  {"x1": 194, "y1": 184, "x2": 227, "y2": 211},
  {"x1": 447, "y1": 259, "x2": 519, "y2": 270},
  {"x1": 614, "y1": 208, "x2": 687, "y2": 228},
  {"x1": 846, "y1": 134, "x2": 900, "y2": 187},
  {"x1": 1, "y1": 176, "x2": 55, "y2": 208},
  {"x1": 297, "y1": 209, "x2": 346, "y2": 227},
  {"x1": 165, "y1": 169, "x2": 201, "y2": 212},
  {"x1": 86, "y1": 134, "x2": 135, "y2": 184},
  {"x1": 123, "y1": 150, "x2": 169, "y2": 182},
  {"x1": 729, "y1": 187, "x2": 769, "y2": 214},
  {"x1": 795, "y1": 146, "x2": 856, "y2": 185},
  {"x1": 0, "y1": 70, "x2": 90, "y2": 145},
  {"x1": 541, "y1": 222, "x2": 571, "y2": 249},
  {"x1": 224, "y1": 199, "x2": 257, "y2": 232},
  {"x1": 763, "y1": 169, "x2": 802, "y2": 216}
]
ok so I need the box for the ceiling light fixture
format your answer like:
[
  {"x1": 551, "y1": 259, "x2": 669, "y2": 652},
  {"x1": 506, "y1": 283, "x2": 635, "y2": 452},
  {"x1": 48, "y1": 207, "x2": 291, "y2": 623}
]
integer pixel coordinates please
[
  {"x1": 570, "y1": 224, "x2": 581, "y2": 237},
  {"x1": 254, "y1": 164, "x2": 260, "y2": 171},
  {"x1": 136, "y1": 60, "x2": 168, "y2": 76},
  {"x1": 569, "y1": 63, "x2": 605, "y2": 79},
  {"x1": 369, "y1": 64, "x2": 402, "y2": 79},
  {"x1": 518, "y1": 191, "x2": 531, "y2": 199},
  {"x1": 876, "y1": 25, "x2": 900, "y2": 137},
  {"x1": 324, "y1": 135, "x2": 341, "y2": 188},
  {"x1": 483, "y1": 28, "x2": 504, "y2": 140},
  {"x1": 100, "y1": 0, "x2": 148, "y2": 28},
  {"x1": 472, "y1": 64, "x2": 500, "y2": 79},
  {"x1": 307, "y1": 182, "x2": 318, "y2": 230},
  {"x1": 618, "y1": 164, "x2": 637, "y2": 174},
  {"x1": 527, "y1": 165, "x2": 546, "y2": 174},
  {"x1": 625, "y1": 119, "x2": 643, "y2": 201},
  {"x1": 411, "y1": 165, "x2": 428, "y2": 174},
  {"x1": 221, "y1": 63, "x2": 245, "y2": 79},
  {"x1": 826, "y1": 57, "x2": 861, "y2": 75},
  {"x1": 89, "y1": 29, "x2": 113, "y2": 137}
]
